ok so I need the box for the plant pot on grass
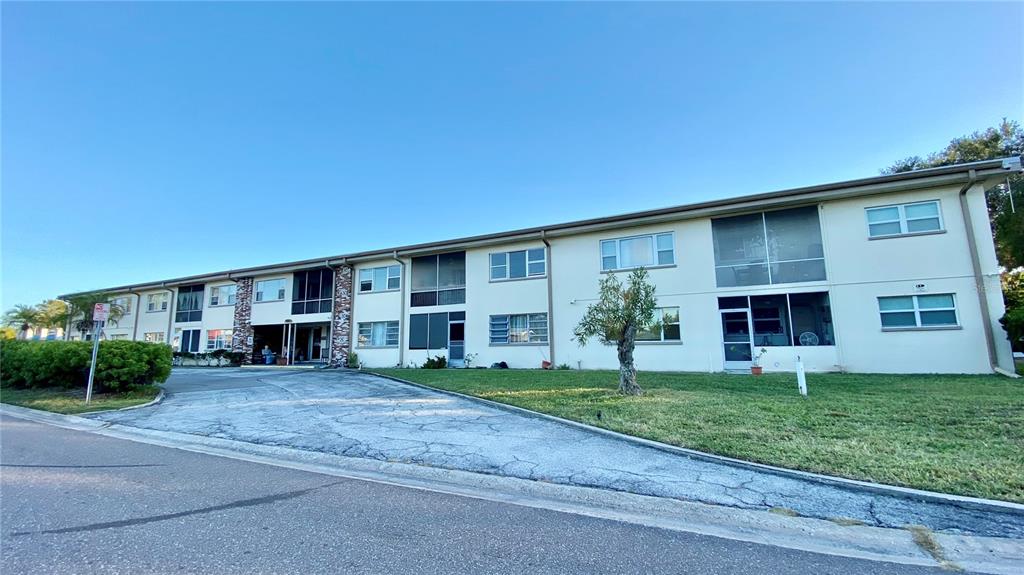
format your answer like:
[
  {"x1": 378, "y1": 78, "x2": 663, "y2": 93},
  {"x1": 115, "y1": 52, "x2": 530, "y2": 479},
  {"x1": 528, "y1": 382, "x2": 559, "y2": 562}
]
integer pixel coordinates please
[{"x1": 751, "y1": 347, "x2": 767, "y2": 376}]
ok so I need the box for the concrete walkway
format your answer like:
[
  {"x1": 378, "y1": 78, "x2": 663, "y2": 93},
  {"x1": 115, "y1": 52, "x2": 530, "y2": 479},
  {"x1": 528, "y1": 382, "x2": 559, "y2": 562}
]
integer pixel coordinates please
[{"x1": 91, "y1": 368, "x2": 1024, "y2": 538}]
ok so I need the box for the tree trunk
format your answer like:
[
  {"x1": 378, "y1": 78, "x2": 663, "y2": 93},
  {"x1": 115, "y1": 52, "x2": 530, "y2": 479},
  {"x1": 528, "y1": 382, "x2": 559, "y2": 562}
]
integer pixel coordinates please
[{"x1": 616, "y1": 326, "x2": 643, "y2": 396}]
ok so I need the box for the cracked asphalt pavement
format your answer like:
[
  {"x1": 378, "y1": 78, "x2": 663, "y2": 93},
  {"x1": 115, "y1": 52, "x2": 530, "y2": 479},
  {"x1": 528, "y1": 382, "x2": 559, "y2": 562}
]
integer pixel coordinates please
[
  {"x1": 2, "y1": 414, "x2": 951, "y2": 574},
  {"x1": 90, "y1": 368, "x2": 1024, "y2": 539}
]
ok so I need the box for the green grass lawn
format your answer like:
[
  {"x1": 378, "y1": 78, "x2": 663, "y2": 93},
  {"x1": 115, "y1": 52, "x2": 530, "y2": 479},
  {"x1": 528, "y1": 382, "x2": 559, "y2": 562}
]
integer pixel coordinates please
[
  {"x1": 0, "y1": 386, "x2": 160, "y2": 415},
  {"x1": 372, "y1": 368, "x2": 1024, "y2": 503}
]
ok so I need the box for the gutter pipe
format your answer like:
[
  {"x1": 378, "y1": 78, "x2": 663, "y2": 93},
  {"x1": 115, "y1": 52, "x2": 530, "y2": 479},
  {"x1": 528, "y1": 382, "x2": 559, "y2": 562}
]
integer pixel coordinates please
[
  {"x1": 541, "y1": 232, "x2": 555, "y2": 367},
  {"x1": 391, "y1": 251, "x2": 407, "y2": 368},
  {"x1": 958, "y1": 169, "x2": 999, "y2": 371},
  {"x1": 129, "y1": 291, "x2": 142, "y2": 341},
  {"x1": 162, "y1": 284, "x2": 175, "y2": 346}
]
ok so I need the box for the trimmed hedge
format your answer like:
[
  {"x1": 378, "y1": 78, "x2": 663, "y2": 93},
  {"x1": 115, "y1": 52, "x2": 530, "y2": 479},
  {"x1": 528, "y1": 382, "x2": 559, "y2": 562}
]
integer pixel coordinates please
[{"x1": 0, "y1": 340, "x2": 172, "y2": 392}]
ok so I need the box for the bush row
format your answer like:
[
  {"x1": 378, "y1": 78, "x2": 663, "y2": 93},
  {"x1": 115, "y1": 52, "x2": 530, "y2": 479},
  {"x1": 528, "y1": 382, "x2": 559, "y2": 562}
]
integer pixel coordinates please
[{"x1": 0, "y1": 340, "x2": 172, "y2": 391}]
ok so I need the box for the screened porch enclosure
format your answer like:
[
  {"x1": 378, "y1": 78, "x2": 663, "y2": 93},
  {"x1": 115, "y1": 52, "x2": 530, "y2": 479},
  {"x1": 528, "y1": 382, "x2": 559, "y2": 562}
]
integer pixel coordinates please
[{"x1": 251, "y1": 322, "x2": 330, "y2": 365}]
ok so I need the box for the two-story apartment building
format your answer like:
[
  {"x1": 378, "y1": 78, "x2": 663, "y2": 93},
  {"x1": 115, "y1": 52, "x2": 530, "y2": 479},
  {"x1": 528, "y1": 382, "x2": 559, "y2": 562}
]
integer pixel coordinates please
[{"x1": 60, "y1": 157, "x2": 1021, "y2": 374}]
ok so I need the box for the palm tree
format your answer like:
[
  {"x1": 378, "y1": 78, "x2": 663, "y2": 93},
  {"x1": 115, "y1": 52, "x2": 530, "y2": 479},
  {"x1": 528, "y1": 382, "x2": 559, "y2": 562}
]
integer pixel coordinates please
[
  {"x1": 62, "y1": 293, "x2": 127, "y2": 338},
  {"x1": 34, "y1": 299, "x2": 68, "y2": 335},
  {"x1": 3, "y1": 305, "x2": 41, "y2": 340}
]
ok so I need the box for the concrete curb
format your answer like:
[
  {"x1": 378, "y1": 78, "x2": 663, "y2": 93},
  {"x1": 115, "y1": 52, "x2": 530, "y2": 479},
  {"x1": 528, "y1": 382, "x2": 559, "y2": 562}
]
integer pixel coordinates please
[
  {"x1": 369, "y1": 371, "x2": 1024, "y2": 517},
  {"x1": 2, "y1": 402, "x2": 1021, "y2": 575},
  {"x1": 76, "y1": 389, "x2": 166, "y2": 416}
]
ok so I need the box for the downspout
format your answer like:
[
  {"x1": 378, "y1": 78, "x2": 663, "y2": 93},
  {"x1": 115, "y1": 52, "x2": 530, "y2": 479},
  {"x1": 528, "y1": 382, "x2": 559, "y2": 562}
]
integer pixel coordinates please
[
  {"x1": 541, "y1": 232, "x2": 555, "y2": 367},
  {"x1": 129, "y1": 291, "x2": 142, "y2": 341},
  {"x1": 392, "y1": 251, "x2": 406, "y2": 367},
  {"x1": 958, "y1": 169, "x2": 999, "y2": 371},
  {"x1": 162, "y1": 284, "x2": 176, "y2": 346}
]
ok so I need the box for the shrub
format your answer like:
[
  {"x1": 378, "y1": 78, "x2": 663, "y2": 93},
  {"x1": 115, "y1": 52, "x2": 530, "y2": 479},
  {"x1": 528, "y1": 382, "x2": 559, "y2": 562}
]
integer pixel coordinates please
[
  {"x1": 346, "y1": 352, "x2": 359, "y2": 368},
  {"x1": 0, "y1": 340, "x2": 171, "y2": 391},
  {"x1": 1001, "y1": 307, "x2": 1024, "y2": 353},
  {"x1": 421, "y1": 355, "x2": 447, "y2": 369},
  {"x1": 556, "y1": 363, "x2": 572, "y2": 370}
]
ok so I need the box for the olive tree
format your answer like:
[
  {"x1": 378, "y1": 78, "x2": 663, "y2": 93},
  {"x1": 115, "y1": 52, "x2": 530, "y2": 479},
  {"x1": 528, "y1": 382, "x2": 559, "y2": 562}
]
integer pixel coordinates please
[{"x1": 572, "y1": 268, "x2": 658, "y2": 396}]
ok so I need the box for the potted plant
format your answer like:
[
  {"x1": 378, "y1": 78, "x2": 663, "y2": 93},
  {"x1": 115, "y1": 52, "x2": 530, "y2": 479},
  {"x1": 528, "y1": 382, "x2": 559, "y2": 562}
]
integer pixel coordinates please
[{"x1": 751, "y1": 348, "x2": 767, "y2": 375}]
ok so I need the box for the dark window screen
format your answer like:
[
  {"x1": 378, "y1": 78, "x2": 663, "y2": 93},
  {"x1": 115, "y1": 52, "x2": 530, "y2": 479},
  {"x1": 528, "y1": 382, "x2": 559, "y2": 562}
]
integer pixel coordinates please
[{"x1": 409, "y1": 314, "x2": 429, "y2": 349}]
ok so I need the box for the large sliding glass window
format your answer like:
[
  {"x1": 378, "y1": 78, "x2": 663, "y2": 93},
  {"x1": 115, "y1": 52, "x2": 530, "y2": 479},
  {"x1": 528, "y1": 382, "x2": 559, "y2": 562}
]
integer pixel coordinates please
[
  {"x1": 712, "y1": 206, "x2": 825, "y2": 287},
  {"x1": 175, "y1": 328, "x2": 201, "y2": 352},
  {"x1": 292, "y1": 269, "x2": 333, "y2": 314},
  {"x1": 175, "y1": 285, "x2": 204, "y2": 323},
  {"x1": 409, "y1": 312, "x2": 460, "y2": 349},
  {"x1": 410, "y1": 252, "x2": 466, "y2": 307}
]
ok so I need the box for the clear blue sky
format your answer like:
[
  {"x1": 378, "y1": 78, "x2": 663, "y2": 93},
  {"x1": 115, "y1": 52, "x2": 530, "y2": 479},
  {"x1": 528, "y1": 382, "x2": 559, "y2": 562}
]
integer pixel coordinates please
[{"x1": 3, "y1": 2, "x2": 1022, "y2": 308}]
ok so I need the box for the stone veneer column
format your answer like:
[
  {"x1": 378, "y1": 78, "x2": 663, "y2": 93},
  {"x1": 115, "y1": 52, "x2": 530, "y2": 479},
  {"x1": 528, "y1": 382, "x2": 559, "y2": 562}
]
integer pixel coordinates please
[
  {"x1": 329, "y1": 265, "x2": 354, "y2": 367},
  {"x1": 231, "y1": 277, "x2": 254, "y2": 364}
]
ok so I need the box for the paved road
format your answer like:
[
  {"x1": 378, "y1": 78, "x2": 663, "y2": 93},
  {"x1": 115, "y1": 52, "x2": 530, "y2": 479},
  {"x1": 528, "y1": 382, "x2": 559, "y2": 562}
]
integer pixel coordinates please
[
  {"x1": 93, "y1": 368, "x2": 1023, "y2": 538},
  {"x1": 1, "y1": 414, "x2": 947, "y2": 575}
]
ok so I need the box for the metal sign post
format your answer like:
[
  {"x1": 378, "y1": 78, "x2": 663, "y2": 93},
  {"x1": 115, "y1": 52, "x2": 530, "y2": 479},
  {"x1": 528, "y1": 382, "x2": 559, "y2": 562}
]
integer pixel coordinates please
[{"x1": 85, "y1": 303, "x2": 110, "y2": 404}]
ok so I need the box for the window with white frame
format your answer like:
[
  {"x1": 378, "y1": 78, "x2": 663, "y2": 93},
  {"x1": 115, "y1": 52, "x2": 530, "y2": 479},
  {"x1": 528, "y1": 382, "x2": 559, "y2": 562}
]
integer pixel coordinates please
[
  {"x1": 866, "y1": 201, "x2": 943, "y2": 238},
  {"x1": 600, "y1": 233, "x2": 674, "y2": 271},
  {"x1": 111, "y1": 296, "x2": 133, "y2": 315},
  {"x1": 206, "y1": 329, "x2": 233, "y2": 350},
  {"x1": 143, "y1": 332, "x2": 165, "y2": 343},
  {"x1": 359, "y1": 265, "x2": 401, "y2": 293},
  {"x1": 490, "y1": 248, "x2": 546, "y2": 281},
  {"x1": 146, "y1": 293, "x2": 169, "y2": 312},
  {"x1": 489, "y1": 313, "x2": 548, "y2": 344},
  {"x1": 878, "y1": 294, "x2": 958, "y2": 329},
  {"x1": 255, "y1": 278, "x2": 286, "y2": 302},
  {"x1": 209, "y1": 284, "x2": 237, "y2": 307},
  {"x1": 357, "y1": 321, "x2": 400, "y2": 347},
  {"x1": 637, "y1": 307, "x2": 681, "y2": 342}
]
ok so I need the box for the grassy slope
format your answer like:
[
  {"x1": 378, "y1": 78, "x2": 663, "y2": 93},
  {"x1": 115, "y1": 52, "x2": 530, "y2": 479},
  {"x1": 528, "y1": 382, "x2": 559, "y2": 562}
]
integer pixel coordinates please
[
  {"x1": 0, "y1": 386, "x2": 160, "y2": 415},
  {"x1": 372, "y1": 369, "x2": 1024, "y2": 503}
]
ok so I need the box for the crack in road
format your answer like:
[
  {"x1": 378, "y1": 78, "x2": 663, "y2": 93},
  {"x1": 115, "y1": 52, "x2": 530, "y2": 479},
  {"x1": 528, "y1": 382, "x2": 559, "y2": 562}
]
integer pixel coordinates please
[{"x1": 12, "y1": 480, "x2": 346, "y2": 536}]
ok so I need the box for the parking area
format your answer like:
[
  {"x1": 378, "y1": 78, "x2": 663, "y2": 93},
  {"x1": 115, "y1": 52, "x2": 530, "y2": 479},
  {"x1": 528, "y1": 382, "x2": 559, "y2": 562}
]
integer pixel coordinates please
[
  {"x1": 90, "y1": 367, "x2": 1024, "y2": 538},
  {"x1": 160, "y1": 367, "x2": 310, "y2": 394}
]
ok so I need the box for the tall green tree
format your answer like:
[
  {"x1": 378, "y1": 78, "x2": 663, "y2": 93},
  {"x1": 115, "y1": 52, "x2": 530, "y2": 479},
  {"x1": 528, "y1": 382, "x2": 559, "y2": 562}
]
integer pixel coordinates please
[
  {"x1": 61, "y1": 292, "x2": 127, "y2": 337},
  {"x1": 573, "y1": 268, "x2": 659, "y2": 396},
  {"x1": 2, "y1": 304, "x2": 40, "y2": 339},
  {"x1": 882, "y1": 119, "x2": 1023, "y2": 268},
  {"x1": 34, "y1": 299, "x2": 68, "y2": 331}
]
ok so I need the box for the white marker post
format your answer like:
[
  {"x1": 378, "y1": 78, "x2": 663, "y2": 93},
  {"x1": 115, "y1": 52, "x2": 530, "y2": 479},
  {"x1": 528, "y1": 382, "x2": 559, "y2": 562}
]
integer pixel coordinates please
[
  {"x1": 795, "y1": 355, "x2": 807, "y2": 397},
  {"x1": 85, "y1": 303, "x2": 110, "y2": 404}
]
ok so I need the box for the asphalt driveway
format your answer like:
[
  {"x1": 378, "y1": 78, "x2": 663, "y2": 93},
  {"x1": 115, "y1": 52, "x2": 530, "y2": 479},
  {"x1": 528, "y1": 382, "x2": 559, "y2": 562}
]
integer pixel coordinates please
[{"x1": 91, "y1": 368, "x2": 1024, "y2": 538}]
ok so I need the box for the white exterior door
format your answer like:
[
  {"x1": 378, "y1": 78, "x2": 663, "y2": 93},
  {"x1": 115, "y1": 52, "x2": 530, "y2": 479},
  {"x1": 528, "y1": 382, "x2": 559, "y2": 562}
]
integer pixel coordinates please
[{"x1": 720, "y1": 309, "x2": 754, "y2": 370}]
